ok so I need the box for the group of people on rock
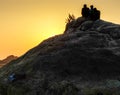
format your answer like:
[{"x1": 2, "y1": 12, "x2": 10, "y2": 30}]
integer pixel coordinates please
[{"x1": 81, "y1": 4, "x2": 101, "y2": 21}]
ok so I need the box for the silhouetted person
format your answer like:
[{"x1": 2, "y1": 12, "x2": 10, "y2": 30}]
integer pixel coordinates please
[
  {"x1": 89, "y1": 5, "x2": 94, "y2": 20},
  {"x1": 81, "y1": 4, "x2": 89, "y2": 18},
  {"x1": 93, "y1": 8, "x2": 101, "y2": 20},
  {"x1": 96, "y1": 10, "x2": 100, "y2": 19}
]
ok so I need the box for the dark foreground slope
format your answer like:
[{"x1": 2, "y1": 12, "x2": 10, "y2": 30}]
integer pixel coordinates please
[{"x1": 1, "y1": 19, "x2": 120, "y2": 95}]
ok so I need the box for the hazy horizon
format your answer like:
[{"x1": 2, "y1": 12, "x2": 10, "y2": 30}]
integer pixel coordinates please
[{"x1": 0, "y1": 0, "x2": 120, "y2": 59}]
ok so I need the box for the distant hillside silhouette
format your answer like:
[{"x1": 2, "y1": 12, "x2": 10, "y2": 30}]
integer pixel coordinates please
[{"x1": 0, "y1": 55, "x2": 18, "y2": 67}]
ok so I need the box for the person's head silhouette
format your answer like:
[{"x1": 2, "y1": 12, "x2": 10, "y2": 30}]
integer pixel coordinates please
[
  {"x1": 84, "y1": 4, "x2": 87, "y2": 8},
  {"x1": 94, "y1": 8, "x2": 97, "y2": 11},
  {"x1": 82, "y1": 4, "x2": 89, "y2": 18},
  {"x1": 90, "y1": 5, "x2": 94, "y2": 9}
]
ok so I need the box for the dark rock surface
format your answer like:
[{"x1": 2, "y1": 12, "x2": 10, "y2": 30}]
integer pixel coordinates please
[{"x1": 1, "y1": 18, "x2": 120, "y2": 95}]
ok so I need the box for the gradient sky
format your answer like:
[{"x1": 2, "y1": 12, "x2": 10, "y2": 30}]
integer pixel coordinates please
[{"x1": 0, "y1": 0, "x2": 120, "y2": 59}]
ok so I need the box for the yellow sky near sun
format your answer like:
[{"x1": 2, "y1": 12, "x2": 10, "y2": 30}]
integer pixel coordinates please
[{"x1": 0, "y1": 0, "x2": 120, "y2": 59}]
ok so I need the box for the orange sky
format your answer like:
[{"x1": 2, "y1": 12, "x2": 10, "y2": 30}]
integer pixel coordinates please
[{"x1": 0, "y1": 0, "x2": 120, "y2": 59}]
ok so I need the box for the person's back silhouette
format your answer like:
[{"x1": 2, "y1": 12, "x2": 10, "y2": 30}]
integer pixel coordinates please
[
  {"x1": 89, "y1": 5, "x2": 101, "y2": 20},
  {"x1": 93, "y1": 8, "x2": 101, "y2": 20},
  {"x1": 96, "y1": 9, "x2": 100, "y2": 20},
  {"x1": 89, "y1": 5, "x2": 94, "y2": 20},
  {"x1": 81, "y1": 4, "x2": 89, "y2": 18}
]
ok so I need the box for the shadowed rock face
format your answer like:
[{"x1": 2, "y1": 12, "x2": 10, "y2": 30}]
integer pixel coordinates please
[{"x1": 1, "y1": 19, "x2": 120, "y2": 95}]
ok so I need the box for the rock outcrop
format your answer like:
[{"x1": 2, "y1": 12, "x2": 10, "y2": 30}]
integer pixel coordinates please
[{"x1": 1, "y1": 18, "x2": 120, "y2": 95}]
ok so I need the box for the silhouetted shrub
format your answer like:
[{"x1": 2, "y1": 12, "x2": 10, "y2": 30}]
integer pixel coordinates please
[
  {"x1": 66, "y1": 14, "x2": 75, "y2": 24},
  {"x1": 64, "y1": 14, "x2": 76, "y2": 32}
]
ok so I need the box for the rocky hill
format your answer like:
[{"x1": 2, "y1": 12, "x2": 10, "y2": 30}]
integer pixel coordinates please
[
  {"x1": 0, "y1": 55, "x2": 18, "y2": 68},
  {"x1": 1, "y1": 18, "x2": 120, "y2": 95}
]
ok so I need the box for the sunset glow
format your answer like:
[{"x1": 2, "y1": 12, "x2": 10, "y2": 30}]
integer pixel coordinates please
[{"x1": 0, "y1": 0, "x2": 120, "y2": 59}]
